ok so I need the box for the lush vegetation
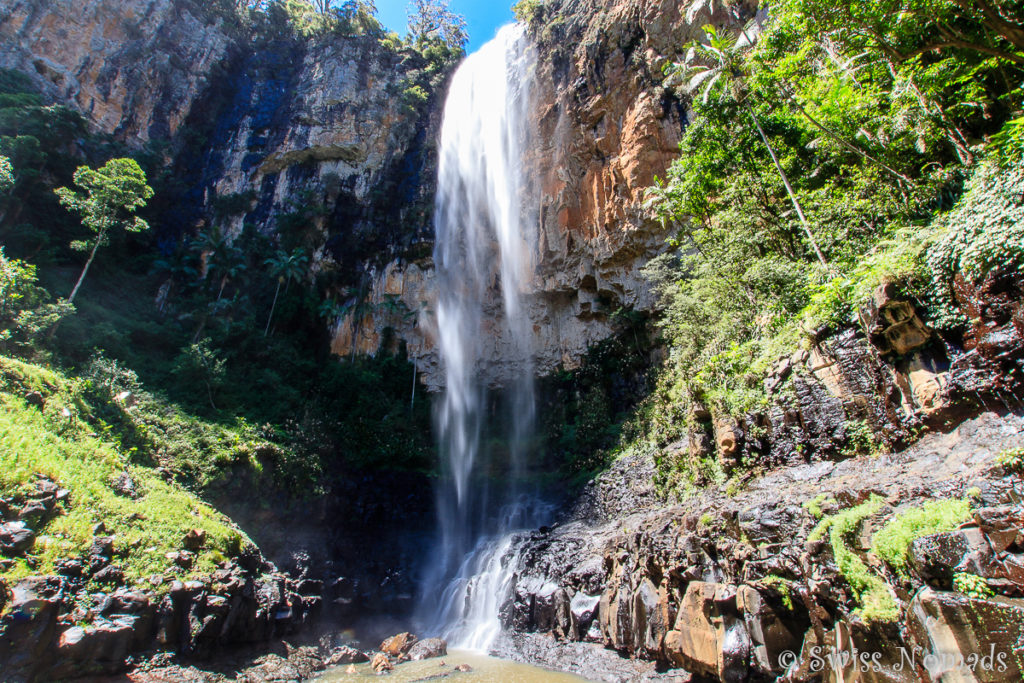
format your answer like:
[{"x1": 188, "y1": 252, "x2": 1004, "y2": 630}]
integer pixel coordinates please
[
  {"x1": 625, "y1": 0, "x2": 1024, "y2": 492},
  {"x1": 872, "y1": 498, "x2": 973, "y2": 576},
  {"x1": 810, "y1": 496, "x2": 899, "y2": 623},
  {"x1": 0, "y1": 357, "x2": 249, "y2": 588},
  {"x1": 0, "y1": 45, "x2": 438, "y2": 531}
]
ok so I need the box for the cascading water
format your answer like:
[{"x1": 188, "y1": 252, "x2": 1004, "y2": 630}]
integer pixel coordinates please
[{"x1": 417, "y1": 25, "x2": 545, "y2": 651}]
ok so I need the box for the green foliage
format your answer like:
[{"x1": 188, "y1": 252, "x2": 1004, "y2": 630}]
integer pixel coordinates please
[
  {"x1": 512, "y1": 0, "x2": 544, "y2": 24},
  {"x1": 634, "y1": 0, "x2": 1022, "y2": 469},
  {"x1": 407, "y1": 0, "x2": 467, "y2": 52},
  {"x1": 173, "y1": 340, "x2": 227, "y2": 411},
  {"x1": 55, "y1": 159, "x2": 154, "y2": 240},
  {"x1": 0, "y1": 154, "x2": 12, "y2": 193},
  {"x1": 996, "y1": 447, "x2": 1024, "y2": 475},
  {"x1": 927, "y1": 148, "x2": 1024, "y2": 328},
  {"x1": 953, "y1": 572, "x2": 994, "y2": 599},
  {"x1": 872, "y1": 498, "x2": 973, "y2": 576},
  {"x1": 803, "y1": 493, "x2": 837, "y2": 519},
  {"x1": 0, "y1": 249, "x2": 73, "y2": 349},
  {"x1": 811, "y1": 496, "x2": 899, "y2": 623},
  {"x1": 759, "y1": 574, "x2": 795, "y2": 610},
  {"x1": 0, "y1": 356, "x2": 250, "y2": 587},
  {"x1": 401, "y1": 84, "x2": 430, "y2": 112}
]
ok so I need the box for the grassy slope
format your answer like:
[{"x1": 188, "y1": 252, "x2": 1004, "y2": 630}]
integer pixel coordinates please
[{"x1": 0, "y1": 356, "x2": 251, "y2": 591}]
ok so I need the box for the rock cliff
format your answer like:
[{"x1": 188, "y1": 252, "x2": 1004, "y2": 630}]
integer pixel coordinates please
[
  {"x1": 0, "y1": 0, "x2": 233, "y2": 144},
  {"x1": 1, "y1": 0, "x2": 443, "y2": 319},
  {"x1": 491, "y1": 274, "x2": 1024, "y2": 682},
  {"x1": 330, "y1": 0, "x2": 758, "y2": 390}
]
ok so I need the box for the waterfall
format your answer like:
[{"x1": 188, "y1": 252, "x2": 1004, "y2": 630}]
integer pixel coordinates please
[{"x1": 417, "y1": 25, "x2": 545, "y2": 650}]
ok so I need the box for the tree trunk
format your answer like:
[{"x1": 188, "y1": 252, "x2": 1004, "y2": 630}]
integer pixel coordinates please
[
  {"x1": 68, "y1": 233, "x2": 104, "y2": 304},
  {"x1": 745, "y1": 104, "x2": 832, "y2": 273},
  {"x1": 264, "y1": 280, "x2": 281, "y2": 337}
]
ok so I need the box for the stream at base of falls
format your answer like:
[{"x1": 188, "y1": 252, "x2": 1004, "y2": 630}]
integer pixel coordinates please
[{"x1": 315, "y1": 650, "x2": 594, "y2": 683}]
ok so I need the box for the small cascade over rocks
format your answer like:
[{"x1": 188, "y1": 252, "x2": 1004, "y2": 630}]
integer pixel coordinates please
[{"x1": 416, "y1": 25, "x2": 544, "y2": 650}]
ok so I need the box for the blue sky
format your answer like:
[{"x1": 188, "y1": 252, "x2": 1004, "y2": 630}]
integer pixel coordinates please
[{"x1": 376, "y1": 1, "x2": 515, "y2": 53}]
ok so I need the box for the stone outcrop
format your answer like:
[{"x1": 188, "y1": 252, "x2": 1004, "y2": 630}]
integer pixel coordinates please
[
  {"x1": 0, "y1": 555, "x2": 323, "y2": 681},
  {"x1": 499, "y1": 410, "x2": 1024, "y2": 682}
]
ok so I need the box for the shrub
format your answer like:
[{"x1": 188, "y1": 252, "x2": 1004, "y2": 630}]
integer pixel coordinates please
[{"x1": 996, "y1": 447, "x2": 1024, "y2": 475}]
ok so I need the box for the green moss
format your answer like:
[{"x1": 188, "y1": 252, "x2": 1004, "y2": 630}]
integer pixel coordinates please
[
  {"x1": 803, "y1": 493, "x2": 837, "y2": 519},
  {"x1": 759, "y1": 574, "x2": 795, "y2": 610},
  {"x1": 0, "y1": 357, "x2": 251, "y2": 589},
  {"x1": 872, "y1": 498, "x2": 972, "y2": 577},
  {"x1": 953, "y1": 572, "x2": 994, "y2": 599},
  {"x1": 810, "y1": 496, "x2": 898, "y2": 623}
]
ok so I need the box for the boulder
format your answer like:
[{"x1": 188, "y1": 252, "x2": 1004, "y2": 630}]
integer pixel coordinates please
[
  {"x1": 371, "y1": 652, "x2": 393, "y2": 673},
  {"x1": 859, "y1": 283, "x2": 933, "y2": 356},
  {"x1": 54, "y1": 618, "x2": 136, "y2": 677},
  {"x1": 663, "y1": 582, "x2": 750, "y2": 682},
  {"x1": 908, "y1": 588, "x2": 1024, "y2": 682},
  {"x1": 0, "y1": 521, "x2": 35, "y2": 555},
  {"x1": 737, "y1": 585, "x2": 805, "y2": 677},
  {"x1": 380, "y1": 631, "x2": 417, "y2": 657},
  {"x1": 326, "y1": 645, "x2": 369, "y2": 666},
  {"x1": 0, "y1": 577, "x2": 63, "y2": 679},
  {"x1": 407, "y1": 637, "x2": 448, "y2": 661},
  {"x1": 910, "y1": 527, "x2": 992, "y2": 585},
  {"x1": 183, "y1": 528, "x2": 207, "y2": 550},
  {"x1": 714, "y1": 417, "x2": 743, "y2": 470}
]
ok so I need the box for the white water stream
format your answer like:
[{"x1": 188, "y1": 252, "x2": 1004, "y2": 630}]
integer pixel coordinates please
[{"x1": 417, "y1": 25, "x2": 545, "y2": 650}]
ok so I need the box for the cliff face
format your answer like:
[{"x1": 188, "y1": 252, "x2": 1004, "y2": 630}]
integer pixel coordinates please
[
  {"x1": 0, "y1": 0, "x2": 738, "y2": 391},
  {"x1": 330, "y1": 0, "x2": 751, "y2": 389},
  {"x1": 0, "y1": 0, "x2": 233, "y2": 144},
  {"x1": 1, "y1": 0, "x2": 442, "y2": 302}
]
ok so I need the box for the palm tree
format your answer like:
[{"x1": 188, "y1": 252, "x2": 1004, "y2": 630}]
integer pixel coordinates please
[
  {"x1": 264, "y1": 248, "x2": 308, "y2": 337},
  {"x1": 667, "y1": 25, "x2": 832, "y2": 272}
]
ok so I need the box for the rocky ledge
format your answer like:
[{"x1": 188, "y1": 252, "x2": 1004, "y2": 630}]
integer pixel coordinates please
[
  {"x1": 494, "y1": 269, "x2": 1024, "y2": 682},
  {"x1": 498, "y1": 410, "x2": 1024, "y2": 682},
  {"x1": 0, "y1": 537, "x2": 320, "y2": 682}
]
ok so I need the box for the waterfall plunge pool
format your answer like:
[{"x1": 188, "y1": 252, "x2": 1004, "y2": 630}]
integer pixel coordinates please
[{"x1": 315, "y1": 649, "x2": 594, "y2": 682}]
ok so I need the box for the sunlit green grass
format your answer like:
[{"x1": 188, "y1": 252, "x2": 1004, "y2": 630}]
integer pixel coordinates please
[{"x1": 0, "y1": 357, "x2": 250, "y2": 589}]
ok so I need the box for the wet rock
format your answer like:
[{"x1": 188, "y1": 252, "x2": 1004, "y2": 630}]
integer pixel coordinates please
[
  {"x1": 371, "y1": 652, "x2": 394, "y2": 674},
  {"x1": 0, "y1": 576, "x2": 63, "y2": 679},
  {"x1": 182, "y1": 529, "x2": 207, "y2": 551},
  {"x1": 737, "y1": 585, "x2": 805, "y2": 677},
  {"x1": 55, "y1": 618, "x2": 136, "y2": 677},
  {"x1": 569, "y1": 592, "x2": 601, "y2": 641},
  {"x1": 407, "y1": 637, "x2": 447, "y2": 661},
  {"x1": 326, "y1": 645, "x2": 369, "y2": 665},
  {"x1": 0, "y1": 521, "x2": 35, "y2": 555},
  {"x1": 663, "y1": 582, "x2": 750, "y2": 682},
  {"x1": 714, "y1": 417, "x2": 743, "y2": 470},
  {"x1": 859, "y1": 283, "x2": 933, "y2": 356},
  {"x1": 908, "y1": 588, "x2": 1024, "y2": 681},
  {"x1": 380, "y1": 631, "x2": 418, "y2": 657},
  {"x1": 454, "y1": 663, "x2": 472, "y2": 672},
  {"x1": 910, "y1": 527, "x2": 992, "y2": 586}
]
